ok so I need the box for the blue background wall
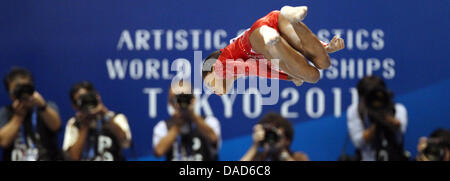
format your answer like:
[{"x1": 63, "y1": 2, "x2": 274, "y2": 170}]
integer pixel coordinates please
[{"x1": 0, "y1": 0, "x2": 449, "y2": 161}]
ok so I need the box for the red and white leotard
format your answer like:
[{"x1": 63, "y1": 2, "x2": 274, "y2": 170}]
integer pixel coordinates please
[
  {"x1": 214, "y1": 11, "x2": 289, "y2": 80},
  {"x1": 214, "y1": 10, "x2": 328, "y2": 80}
]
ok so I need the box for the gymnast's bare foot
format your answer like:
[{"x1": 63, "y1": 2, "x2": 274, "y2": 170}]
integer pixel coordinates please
[
  {"x1": 280, "y1": 5, "x2": 308, "y2": 23},
  {"x1": 292, "y1": 78, "x2": 304, "y2": 86}
]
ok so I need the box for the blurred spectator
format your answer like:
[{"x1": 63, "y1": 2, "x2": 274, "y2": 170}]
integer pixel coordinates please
[
  {"x1": 63, "y1": 81, "x2": 131, "y2": 161},
  {"x1": 0, "y1": 67, "x2": 62, "y2": 161},
  {"x1": 347, "y1": 76, "x2": 408, "y2": 161},
  {"x1": 241, "y1": 112, "x2": 309, "y2": 161},
  {"x1": 416, "y1": 128, "x2": 450, "y2": 161},
  {"x1": 153, "y1": 81, "x2": 221, "y2": 161}
]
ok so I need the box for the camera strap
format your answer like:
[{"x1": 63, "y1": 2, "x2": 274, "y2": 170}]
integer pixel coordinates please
[
  {"x1": 96, "y1": 117, "x2": 103, "y2": 134},
  {"x1": 84, "y1": 118, "x2": 104, "y2": 160},
  {"x1": 83, "y1": 130, "x2": 98, "y2": 160},
  {"x1": 20, "y1": 108, "x2": 38, "y2": 149},
  {"x1": 31, "y1": 107, "x2": 38, "y2": 135},
  {"x1": 84, "y1": 135, "x2": 96, "y2": 159},
  {"x1": 14, "y1": 108, "x2": 40, "y2": 161},
  {"x1": 83, "y1": 113, "x2": 114, "y2": 160}
]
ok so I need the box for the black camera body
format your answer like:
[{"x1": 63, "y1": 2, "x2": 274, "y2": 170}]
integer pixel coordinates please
[
  {"x1": 76, "y1": 92, "x2": 98, "y2": 113},
  {"x1": 13, "y1": 83, "x2": 35, "y2": 100},
  {"x1": 173, "y1": 94, "x2": 194, "y2": 110},
  {"x1": 423, "y1": 138, "x2": 447, "y2": 161},
  {"x1": 364, "y1": 85, "x2": 395, "y2": 122},
  {"x1": 262, "y1": 125, "x2": 281, "y2": 146}
]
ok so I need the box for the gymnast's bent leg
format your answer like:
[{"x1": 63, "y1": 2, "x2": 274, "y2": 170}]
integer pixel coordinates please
[
  {"x1": 279, "y1": 6, "x2": 331, "y2": 70},
  {"x1": 249, "y1": 25, "x2": 320, "y2": 83}
]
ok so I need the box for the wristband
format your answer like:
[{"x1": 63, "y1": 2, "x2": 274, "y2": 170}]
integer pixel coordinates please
[{"x1": 38, "y1": 103, "x2": 48, "y2": 112}]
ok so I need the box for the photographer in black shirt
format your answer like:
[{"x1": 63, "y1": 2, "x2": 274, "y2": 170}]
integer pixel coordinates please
[
  {"x1": 153, "y1": 81, "x2": 221, "y2": 161},
  {"x1": 241, "y1": 112, "x2": 309, "y2": 161},
  {"x1": 63, "y1": 81, "x2": 131, "y2": 161},
  {"x1": 0, "y1": 67, "x2": 62, "y2": 161}
]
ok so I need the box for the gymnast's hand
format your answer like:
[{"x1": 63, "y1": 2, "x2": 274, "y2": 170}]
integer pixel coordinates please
[{"x1": 326, "y1": 35, "x2": 345, "y2": 53}]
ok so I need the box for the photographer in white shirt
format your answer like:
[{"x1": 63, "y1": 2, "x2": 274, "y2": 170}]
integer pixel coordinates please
[{"x1": 347, "y1": 76, "x2": 408, "y2": 161}]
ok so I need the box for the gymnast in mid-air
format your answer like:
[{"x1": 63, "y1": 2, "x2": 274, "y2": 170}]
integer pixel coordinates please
[{"x1": 202, "y1": 6, "x2": 345, "y2": 95}]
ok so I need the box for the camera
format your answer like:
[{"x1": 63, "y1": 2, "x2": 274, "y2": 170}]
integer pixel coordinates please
[
  {"x1": 262, "y1": 125, "x2": 281, "y2": 146},
  {"x1": 172, "y1": 94, "x2": 194, "y2": 110},
  {"x1": 76, "y1": 91, "x2": 98, "y2": 113},
  {"x1": 13, "y1": 83, "x2": 35, "y2": 100},
  {"x1": 364, "y1": 85, "x2": 395, "y2": 123},
  {"x1": 364, "y1": 86, "x2": 394, "y2": 113},
  {"x1": 422, "y1": 138, "x2": 447, "y2": 161}
]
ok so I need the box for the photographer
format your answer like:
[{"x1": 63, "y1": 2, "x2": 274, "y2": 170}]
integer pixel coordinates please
[
  {"x1": 416, "y1": 128, "x2": 450, "y2": 161},
  {"x1": 0, "y1": 67, "x2": 62, "y2": 161},
  {"x1": 241, "y1": 112, "x2": 309, "y2": 161},
  {"x1": 347, "y1": 76, "x2": 408, "y2": 161},
  {"x1": 153, "y1": 81, "x2": 221, "y2": 161},
  {"x1": 63, "y1": 81, "x2": 132, "y2": 161}
]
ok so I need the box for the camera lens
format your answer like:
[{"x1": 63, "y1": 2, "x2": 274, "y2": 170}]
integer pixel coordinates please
[
  {"x1": 263, "y1": 126, "x2": 280, "y2": 145},
  {"x1": 364, "y1": 86, "x2": 395, "y2": 116},
  {"x1": 77, "y1": 92, "x2": 98, "y2": 112},
  {"x1": 175, "y1": 94, "x2": 193, "y2": 109},
  {"x1": 13, "y1": 84, "x2": 35, "y2": 100},
  {"x1": 423, "y1": 138, "x2": 446, "y2": 161}
]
